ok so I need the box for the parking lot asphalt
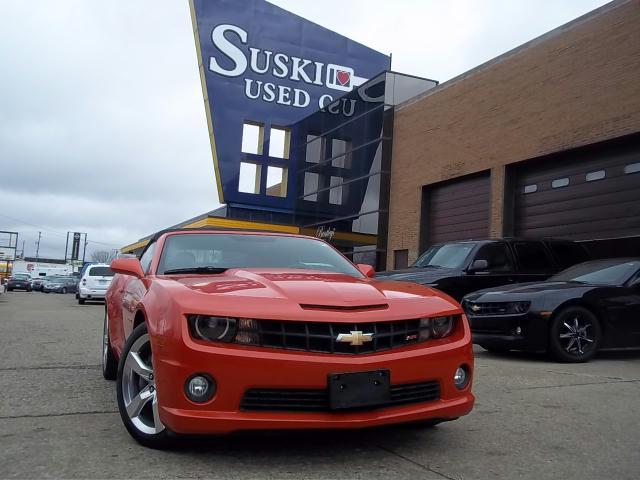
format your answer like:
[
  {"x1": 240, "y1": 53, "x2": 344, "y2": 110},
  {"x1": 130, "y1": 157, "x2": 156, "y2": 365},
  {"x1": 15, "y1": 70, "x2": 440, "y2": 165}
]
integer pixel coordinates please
[{"x1": 0, "y1": 291, "x2": 639, "y2": 479}]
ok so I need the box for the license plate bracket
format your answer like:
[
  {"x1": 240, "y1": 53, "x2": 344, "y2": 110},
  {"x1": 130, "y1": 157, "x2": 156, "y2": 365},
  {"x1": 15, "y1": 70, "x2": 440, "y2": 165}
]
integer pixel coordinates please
[{"x1": 328, "y1": 370, "x2": 391, "y2": 410}]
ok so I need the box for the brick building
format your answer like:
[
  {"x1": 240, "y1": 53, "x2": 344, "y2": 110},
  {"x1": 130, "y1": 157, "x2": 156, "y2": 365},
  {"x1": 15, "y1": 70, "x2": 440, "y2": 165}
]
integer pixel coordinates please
[{"x1": 386, "y1": 0, "x2": 640, "y2": 269}]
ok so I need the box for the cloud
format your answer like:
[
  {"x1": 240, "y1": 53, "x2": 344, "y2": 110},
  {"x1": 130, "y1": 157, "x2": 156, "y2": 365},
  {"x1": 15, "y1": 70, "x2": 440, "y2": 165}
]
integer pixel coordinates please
[{"x1": 0, "y1": 0, "x2": 609, "y2": 259}]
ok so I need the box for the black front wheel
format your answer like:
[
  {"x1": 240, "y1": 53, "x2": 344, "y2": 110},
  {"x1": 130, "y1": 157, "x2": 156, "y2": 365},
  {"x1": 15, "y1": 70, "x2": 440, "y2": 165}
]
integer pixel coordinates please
[{"x1": 548, "y1": 306, "x2": 601, "y2": 363}]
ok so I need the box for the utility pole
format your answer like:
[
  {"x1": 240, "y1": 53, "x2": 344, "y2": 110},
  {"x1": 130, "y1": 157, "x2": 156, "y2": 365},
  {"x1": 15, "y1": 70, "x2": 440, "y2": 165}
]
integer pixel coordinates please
[
  {"x1": 81, "y1": 233, "x2": 88, "y2": 265},
  {"x1": 35, "y1": 232, "x2": 42, "y2": 262},
  {"x1": 21, "y1": 240, "x2": 25, "y2": 258},
  {"x1": 64, "y1": 232, "x2": 69, "y2": 263}
]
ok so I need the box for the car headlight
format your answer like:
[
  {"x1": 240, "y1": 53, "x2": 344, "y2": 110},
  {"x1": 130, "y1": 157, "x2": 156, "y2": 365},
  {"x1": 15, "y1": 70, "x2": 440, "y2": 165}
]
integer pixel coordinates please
[
  {"x1": 419, "y1": 315, "x2": 456, "y2": 340},
  {"x1": 188, "y1": 315, "x2": 237, "y2": 343},
  {"x1": 431, "y1": 315, "x2": 454, "y2": 338}
]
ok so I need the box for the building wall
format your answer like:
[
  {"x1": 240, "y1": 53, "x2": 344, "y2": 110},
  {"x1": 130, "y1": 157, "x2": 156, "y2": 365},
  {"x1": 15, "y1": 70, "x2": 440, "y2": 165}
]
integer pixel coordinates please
[{"x1": 387, "y1": 0, "x2": 640, "y2": 266}]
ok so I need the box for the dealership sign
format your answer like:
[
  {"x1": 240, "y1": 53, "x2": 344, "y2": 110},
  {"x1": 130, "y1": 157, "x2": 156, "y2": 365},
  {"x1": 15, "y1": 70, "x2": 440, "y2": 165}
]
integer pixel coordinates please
[{"x1": 190, "y1": 0, "x2": 390, "y2": 208}]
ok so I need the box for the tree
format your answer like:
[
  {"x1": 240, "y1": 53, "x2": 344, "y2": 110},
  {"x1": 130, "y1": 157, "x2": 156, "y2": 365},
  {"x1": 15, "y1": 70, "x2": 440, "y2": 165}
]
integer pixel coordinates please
[{"x1": 91, "y1": 250, "x2": 117, "y2": 264}]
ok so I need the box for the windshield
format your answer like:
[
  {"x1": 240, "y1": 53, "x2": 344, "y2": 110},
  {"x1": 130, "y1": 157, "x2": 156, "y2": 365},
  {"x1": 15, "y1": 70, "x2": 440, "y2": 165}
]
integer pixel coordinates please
[
  {"x1": 412, "y1": 243, "x2": 476, "y2": 269},
  {"x1": 550, "y1": 260, "x2": 640, "y2": 285},
  {"x1": 12, "y1": 274, "x2": 30, "y2": 280},
  {"x1": 157, "y1": 234, "x2": 363, "y2": 277}
]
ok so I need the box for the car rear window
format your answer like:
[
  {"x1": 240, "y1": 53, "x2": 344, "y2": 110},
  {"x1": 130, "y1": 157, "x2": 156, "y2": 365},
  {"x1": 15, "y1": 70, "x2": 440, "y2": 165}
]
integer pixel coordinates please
[
  {"x1": 88, "y1": 267, "x2": 114, "y2": 277},
  {"x1": 547, "y1": 242, "x2": 590, "y2": 270}
]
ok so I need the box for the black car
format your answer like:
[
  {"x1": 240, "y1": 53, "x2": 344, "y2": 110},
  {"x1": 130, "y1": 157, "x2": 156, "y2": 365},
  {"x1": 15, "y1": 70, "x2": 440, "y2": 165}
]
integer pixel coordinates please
[
  {"x1": 7, "y1": 273, "x2": 33, "y2": 291},
  {"x1": 376, "y1": 238, "x2": 590, "y2": 301},
  {"x1": 42, "y1": 277, "x2": 78, "y2": 294},
  {"x1": 463, "y1": 258, "x2": 640, "y2": 362}
]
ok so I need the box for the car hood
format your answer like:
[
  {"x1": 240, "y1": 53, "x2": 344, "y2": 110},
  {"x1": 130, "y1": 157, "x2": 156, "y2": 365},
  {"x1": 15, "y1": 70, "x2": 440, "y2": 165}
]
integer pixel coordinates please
[
  {"x1": 155, "y1": 268, "x2": 462, "y2": 320},
  {"x1": 375, "y1": 267, "x2": 460, "y2": 285},
  {"x1": 464, "y1": 281, "x2": 595, "y2": 301}
]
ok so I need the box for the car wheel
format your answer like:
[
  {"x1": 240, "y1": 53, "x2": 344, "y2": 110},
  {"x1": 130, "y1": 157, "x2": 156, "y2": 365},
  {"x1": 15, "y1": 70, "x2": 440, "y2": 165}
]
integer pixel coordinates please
[
  {"x1": 116, "y1": 323, "x2": 172, "y2": 448},
  {"x1": 7, "y1": 288, "x2": 12, "y2": 291},
  {"x1": 78, "y1": 297, "x2": 86, "y2": 305},
  {"x1": 548, "y1": 306, "x2": 601, "y2": 363},
  {"x1": 102, "y1": 310, "x2": 118, "y2": 380}
]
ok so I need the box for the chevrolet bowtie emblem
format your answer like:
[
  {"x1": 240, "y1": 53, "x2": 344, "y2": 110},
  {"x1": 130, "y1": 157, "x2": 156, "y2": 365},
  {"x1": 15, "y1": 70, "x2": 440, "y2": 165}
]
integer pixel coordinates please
[
  {"x1": 336, "y1": 331, "x2": 374, "y2": 346},
  {"x1": 470, "y1": 304, "x2": 481, "y2": 312}
]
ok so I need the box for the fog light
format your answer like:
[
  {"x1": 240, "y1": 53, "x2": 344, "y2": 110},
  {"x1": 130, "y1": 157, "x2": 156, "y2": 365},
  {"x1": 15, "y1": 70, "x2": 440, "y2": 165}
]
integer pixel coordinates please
[
  {"x1": 515, "y1": 326, "x2": 523, "y2": 335},
  {"x1": 185, "y1": 374, "x2": 215, "y2": 403},
  {"x1": 454, "y1": 366, "x2": 469, "y2": 390}
]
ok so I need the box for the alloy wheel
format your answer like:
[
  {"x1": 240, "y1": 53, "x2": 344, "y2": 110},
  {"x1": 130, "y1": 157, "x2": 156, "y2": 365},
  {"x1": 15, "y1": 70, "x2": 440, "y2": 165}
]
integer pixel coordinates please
[
  {"x1": 121, "y1": 334, "x2": 165, "y2": 435},
  {"x1": 559, "y1": 316, "x2": 594, "y2": 356}
]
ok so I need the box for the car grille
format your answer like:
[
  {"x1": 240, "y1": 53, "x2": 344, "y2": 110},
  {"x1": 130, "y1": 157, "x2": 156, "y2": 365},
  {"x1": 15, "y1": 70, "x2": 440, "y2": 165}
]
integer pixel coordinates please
[
  {"x1": 254, "y1": 319, "x2": 425, "y2": 354},
  {"x1": 464, "y1": 302, "x2": 515, "y2": 316},
  {"x1": 240, "y1": 380, "x2": 441, "y2": 412}
]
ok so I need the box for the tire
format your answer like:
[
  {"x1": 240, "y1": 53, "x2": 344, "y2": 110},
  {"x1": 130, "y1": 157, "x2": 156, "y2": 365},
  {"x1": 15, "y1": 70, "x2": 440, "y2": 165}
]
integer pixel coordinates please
[
  {"x1": 102, "y1": 309, "x2": 118, "y2": 380},
  {"x1": 78, "y1": 297, "x2": 86, "y2": 305},
  {"x1": 7, "y1": 288, "x2": 12, "y2": 292},
  {"x1": 548, "y1": 306, "x2": 601, "y2": 363},
  {"x1": 116, "y1": 323, "x2": 173, "y2": 448}
]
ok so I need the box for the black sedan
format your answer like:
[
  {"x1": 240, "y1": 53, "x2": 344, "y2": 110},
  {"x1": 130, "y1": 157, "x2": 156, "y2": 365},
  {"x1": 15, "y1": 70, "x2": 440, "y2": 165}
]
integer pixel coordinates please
[
  {"x1": 7, "y1": 274, "x2": 32, "y2": 291},
  {"x1": 42, "y1": 277, "x2": 78, "y2": 294},
  {"x1": 463, "y1": 258, "x2": 640, "y2": 362}
]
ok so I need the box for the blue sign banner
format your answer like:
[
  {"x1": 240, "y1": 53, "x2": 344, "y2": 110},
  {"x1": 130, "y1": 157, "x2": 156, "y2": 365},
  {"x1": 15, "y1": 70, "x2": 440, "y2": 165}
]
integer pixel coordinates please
[{"x1": 190, "y1": 0, "x2": 391, "y2": 210}]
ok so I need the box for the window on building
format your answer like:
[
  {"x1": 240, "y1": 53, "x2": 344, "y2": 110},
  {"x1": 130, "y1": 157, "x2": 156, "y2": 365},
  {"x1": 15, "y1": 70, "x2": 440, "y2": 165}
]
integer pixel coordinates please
[
  {"x1": 268, "y1": 126, "x2": 290, "y2": 159},
  {"x1": 523, "y1": 184, "x2": 537, "y2": 194},
  {"x1": 624, "y1": 163, "x2": 640, "y2": 174},
  {"x1": 514, "y1": 242, "x2": 554, "y2": 273},
  {"x1": 303, "y1": 172, "x2": 319, "y2": 202},
  {"x1": 241, "y1": 122, "x2": 263, "y2": 155},
  {"x1": 394, "y1": 249, "x2": 409, "y2": 270},
  {"x1": 551, "y1": 177, "x2": 569, "y2": 188},
  {"x1": 331, "y1": 138, "x2": 351, "y2": 168},
  {"x1": 238, "y1": 162, "x2": 261, "y2": 194},
  {"x1": 265, "y1": 166, "x2": 287, "y2": 197},
  {"x1": 305, "y1": 135, "x2": 322, "y2": 163},
  {"x1": 329, "y1": 176, "x2": 343, "y2": 205},
  {"x1": 585, "y1": 170, "x2": 606, "y2": 182}
]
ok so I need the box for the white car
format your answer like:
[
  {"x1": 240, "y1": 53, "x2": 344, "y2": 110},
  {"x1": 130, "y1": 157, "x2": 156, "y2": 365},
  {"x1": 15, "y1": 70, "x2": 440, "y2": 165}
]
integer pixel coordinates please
[{"x1": 78, "y1": 264, "x2": 114, "y2": 304}]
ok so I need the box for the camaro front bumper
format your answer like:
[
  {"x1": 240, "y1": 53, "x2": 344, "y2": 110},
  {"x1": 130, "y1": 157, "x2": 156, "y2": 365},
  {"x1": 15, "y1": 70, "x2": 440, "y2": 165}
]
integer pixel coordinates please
[
  {"x1": 469, "y1": 312, "x2": 548, "y2": 351},
  {"x1": 152, "y1": 331, "x2": 474, "y2": 435}
]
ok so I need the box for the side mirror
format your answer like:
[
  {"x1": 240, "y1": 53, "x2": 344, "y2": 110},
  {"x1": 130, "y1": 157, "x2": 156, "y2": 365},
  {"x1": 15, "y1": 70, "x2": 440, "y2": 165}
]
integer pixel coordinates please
[
  {"x1": 356, "y1": 264, "x2": 375, "y2": 278},
  {"x1": 468, "y1": 259, "x2": 489, "y2": 273},
  {"x1": 110, "y1": 258, "x2": 145, "y2": 279}
]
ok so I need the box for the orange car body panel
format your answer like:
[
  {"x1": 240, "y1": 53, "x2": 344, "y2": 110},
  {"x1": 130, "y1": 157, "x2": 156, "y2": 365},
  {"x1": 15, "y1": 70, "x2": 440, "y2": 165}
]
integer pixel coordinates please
[{"x1": 106, "y1": 231, "x2": 474, "y2": 434}]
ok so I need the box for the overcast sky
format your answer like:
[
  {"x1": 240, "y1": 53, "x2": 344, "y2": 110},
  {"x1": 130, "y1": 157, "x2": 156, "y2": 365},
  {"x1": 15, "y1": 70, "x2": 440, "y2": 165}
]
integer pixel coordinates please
[{"x1": 0, "y1": 0, "x2": 609, "y2": 260}]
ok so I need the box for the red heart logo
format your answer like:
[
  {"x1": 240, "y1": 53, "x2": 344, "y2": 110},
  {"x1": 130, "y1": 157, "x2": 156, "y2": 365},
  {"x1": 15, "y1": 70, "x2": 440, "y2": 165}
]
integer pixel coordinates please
[{"x1": 336, "y1": 70, "x2": 351, "y2": 86}]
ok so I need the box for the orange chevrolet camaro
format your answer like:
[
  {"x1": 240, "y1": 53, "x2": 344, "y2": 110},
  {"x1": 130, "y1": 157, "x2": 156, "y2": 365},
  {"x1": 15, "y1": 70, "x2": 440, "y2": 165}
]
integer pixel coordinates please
[{"x1": 103, "y1": 230, "x2": 474, "y2": 448}]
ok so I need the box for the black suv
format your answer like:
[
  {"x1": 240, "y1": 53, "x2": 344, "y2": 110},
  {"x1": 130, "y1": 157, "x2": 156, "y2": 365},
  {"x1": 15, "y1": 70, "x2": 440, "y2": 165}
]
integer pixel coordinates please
[{"x1": 376, "y1": 238, "x2": 590, "y2": 301}]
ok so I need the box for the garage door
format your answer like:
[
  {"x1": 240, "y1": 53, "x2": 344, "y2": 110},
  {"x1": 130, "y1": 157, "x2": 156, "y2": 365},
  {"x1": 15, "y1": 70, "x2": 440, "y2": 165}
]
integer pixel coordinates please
[
  {"x1": 513, "y1": 137, "x2": 640, "y2": 240},
  {"x1": 422, "y1": 173, "x2": 490, "y2": 246}
]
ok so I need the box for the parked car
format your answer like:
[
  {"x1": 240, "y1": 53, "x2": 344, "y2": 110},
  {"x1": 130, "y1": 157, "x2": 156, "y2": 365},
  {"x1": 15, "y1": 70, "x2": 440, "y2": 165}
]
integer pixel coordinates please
[
  {"x1": 376, "y1": 238, "x2": 590, "y2": 301},
  {"x1": 78, "y1": 264, "x2": 114, "y2": 304},
  {"x1": 103, "y1": 230, "x2": 474, "y2": 448},
  {"x1": 7, "y1": 273, "x2": 32, "y2": 292},
  {"x1": 31, "y1": 276, "x2": 49, "y2": 291},
  {"x1": 42, "y1": 277, "x2": 78, "y2": 294},
  {"x1": 463, "y1": 258, "x2": 640, "y2": 362}
]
